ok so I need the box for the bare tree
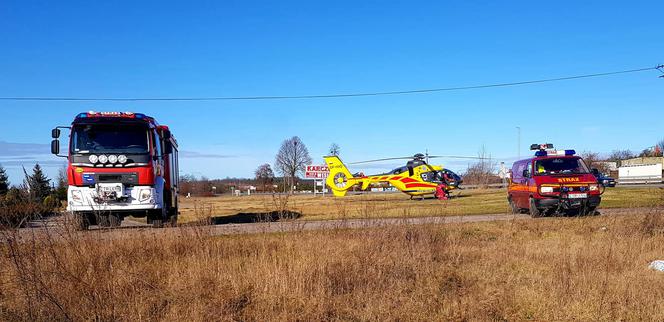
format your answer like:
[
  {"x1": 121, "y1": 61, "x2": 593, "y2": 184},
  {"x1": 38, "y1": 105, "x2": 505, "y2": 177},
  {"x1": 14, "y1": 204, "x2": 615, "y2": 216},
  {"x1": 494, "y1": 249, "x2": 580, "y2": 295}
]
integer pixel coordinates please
[
  {"x1": 608, "y1": 149, "x2": 635, "y2": 161},
  {"x1": 196, "y1": 176, "x2": 213, "y2": 197},
  {"x1": 179, "y1": 174, "x2": 196, "y2": 196},
  {"x1": 656, "y1": 139, "x2": 664, "y2": 157},
  {"x1": 328, "y1": 143, "x2": 341, "y2": 156},
  {"x1": 580, "y1": 151, "x2": 611, "y2": 174},
  {"x1": 607, "y1": 149, "x2": 635, "y2": 167},
  {"x1": 255, "y1": 163, "x2": 275, "y2": 192},
  {"x1": 462, "y1": 146, "x2": 497, "y2": 187},
  {"x1": 275, "y1": 136, "x2": 312, "y2": 192},
  {"x1": 639, "y1": 146, "x2": 663, "y2": 157}
]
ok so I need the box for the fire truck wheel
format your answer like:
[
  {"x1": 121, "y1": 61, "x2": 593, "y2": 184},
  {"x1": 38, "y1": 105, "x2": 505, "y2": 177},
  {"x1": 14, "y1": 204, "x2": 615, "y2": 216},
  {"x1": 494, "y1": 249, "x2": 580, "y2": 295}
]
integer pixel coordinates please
[
  {"x1": 168, "y1": 211, "x2": 178, "y2": 227},
  {"x1": 96, "y1": 214, "x2": 110, "y2": 227},
  {"x1": 108, "y1": 214, "x2": 122, "y2": 227},
  {"x1": 149, "y1": 217, "x2": 163, "y2": 228},
  {"x1": 74, "y1": 214, "x2": 91, "y2": 231},
  {"x1": 149, "y1": 208, "x2": 168, "y2": 228},
  {"x1": 529, "y1": 198, "x2": 543, "y2": 218}
]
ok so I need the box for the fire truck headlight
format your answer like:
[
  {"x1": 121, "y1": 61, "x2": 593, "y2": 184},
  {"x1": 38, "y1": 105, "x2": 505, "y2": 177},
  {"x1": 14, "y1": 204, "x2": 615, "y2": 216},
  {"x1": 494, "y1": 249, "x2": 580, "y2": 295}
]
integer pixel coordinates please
[
  {"x1": 589, "y1": 184, "x2": 599, "y2": 192},
  {"x1": 108, "y1": 154, "x2": 118, "y2": 164},
  {"x1": 98, "y1": 155, "x2": 108, "y2": 164},
  {"x1": 71, "y1": 190, "x2": 83, "y2": 203},
  {"x1": 540, "y1": 186, "x2": 554, "y2": 194},
  {"x1": 88, "y1": 154, "x2": 99, "y2": 164},
  {"x1": 118, "y1": 155, "x2": 128, "y2": 164},
  {"x1": 139, "y1": 189, "x2": 152, "y2": 202}
]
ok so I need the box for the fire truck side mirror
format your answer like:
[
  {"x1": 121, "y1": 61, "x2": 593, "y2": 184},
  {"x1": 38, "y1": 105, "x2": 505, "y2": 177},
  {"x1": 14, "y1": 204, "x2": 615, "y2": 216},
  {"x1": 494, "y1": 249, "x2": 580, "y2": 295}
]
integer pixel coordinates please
[
  {"x1": 164, "y1": 141, "x2": 173, "y2": 154},
  {"x1": 51, "y1": 139, "x2": 60, "y2": 155},
  {"x1": 51, "y1": 128, "x2": 60, "y2": 138},
  {"x1": 522, "y1": 169, "x2": 530, "y2": 178}
]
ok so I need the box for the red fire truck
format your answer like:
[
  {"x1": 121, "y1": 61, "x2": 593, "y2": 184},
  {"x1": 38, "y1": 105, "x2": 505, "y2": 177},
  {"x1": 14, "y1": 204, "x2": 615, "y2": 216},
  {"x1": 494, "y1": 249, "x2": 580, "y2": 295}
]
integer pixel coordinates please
[
  {"x1": 51, "y1": 111, "x2": 179, "y2": 229},
  {"x1": 507, "y1": 144, "x2": 602, "y2": 217}
]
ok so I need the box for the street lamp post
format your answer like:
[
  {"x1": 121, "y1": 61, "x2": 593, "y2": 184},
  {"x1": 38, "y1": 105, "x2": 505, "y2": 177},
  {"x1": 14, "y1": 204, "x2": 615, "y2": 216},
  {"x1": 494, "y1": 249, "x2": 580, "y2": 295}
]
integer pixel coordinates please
[{"x1": 516, "y1": 126, "x2": 521, "y2": 160}]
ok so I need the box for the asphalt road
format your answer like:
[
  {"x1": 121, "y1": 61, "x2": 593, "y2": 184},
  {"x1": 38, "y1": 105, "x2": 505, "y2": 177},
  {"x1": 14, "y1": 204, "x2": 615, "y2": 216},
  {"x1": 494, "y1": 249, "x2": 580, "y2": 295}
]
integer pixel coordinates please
[{"x1": 10, "y1": 207, "x2": 653, "y2": 242}]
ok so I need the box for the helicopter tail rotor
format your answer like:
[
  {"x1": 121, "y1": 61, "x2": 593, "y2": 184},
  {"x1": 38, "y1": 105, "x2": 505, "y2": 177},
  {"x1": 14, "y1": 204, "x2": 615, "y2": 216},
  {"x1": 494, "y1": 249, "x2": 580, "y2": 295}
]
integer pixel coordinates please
[{"x1": 323, "y1": 156, "x2": 358, "y2": 197}]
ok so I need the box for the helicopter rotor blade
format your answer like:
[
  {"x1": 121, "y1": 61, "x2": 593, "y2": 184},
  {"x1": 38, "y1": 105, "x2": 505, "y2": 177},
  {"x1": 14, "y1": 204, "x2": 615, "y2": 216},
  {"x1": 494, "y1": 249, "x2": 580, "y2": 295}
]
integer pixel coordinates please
[
  {"x1": 347, "y1": 153, "x2": 492, "y2": 165},
  {"x1": 348, "y1": 156, "x2": 414, "y2": 165},
  {"x1": 427, "y1": 155, "x2": 493, "y2": 160}
]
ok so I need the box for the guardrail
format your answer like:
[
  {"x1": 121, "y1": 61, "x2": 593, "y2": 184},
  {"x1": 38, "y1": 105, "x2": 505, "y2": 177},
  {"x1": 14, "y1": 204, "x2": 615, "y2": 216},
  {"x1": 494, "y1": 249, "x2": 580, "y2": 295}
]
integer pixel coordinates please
[
  {"x1": 461, "y1": 183, "x2": 506, "y2": 189},
  {"x1": 617, "y1": 176, "x2": 663, "y2": 185}
]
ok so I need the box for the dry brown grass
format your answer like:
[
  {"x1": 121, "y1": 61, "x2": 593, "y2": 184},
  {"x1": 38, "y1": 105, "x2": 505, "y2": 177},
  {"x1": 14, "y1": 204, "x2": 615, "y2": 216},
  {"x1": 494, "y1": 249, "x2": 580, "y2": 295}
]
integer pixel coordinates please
[
  {"x1": 177, "y1": 187, "x2": 664, "y2": 223},
  {"x1": 2, "y1": 210, "x2": 664, "y2": 321}
]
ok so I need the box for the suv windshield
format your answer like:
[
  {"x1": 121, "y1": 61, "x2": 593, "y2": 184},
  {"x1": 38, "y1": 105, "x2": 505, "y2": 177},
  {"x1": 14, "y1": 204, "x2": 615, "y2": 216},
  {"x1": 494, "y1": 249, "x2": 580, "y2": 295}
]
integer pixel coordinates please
[
  {"x1": 534, "y1": 157, "x2": 589, "y2": 175},
  {"x1": 71, "y1": 124, "x2": 149, "y2": 154}
]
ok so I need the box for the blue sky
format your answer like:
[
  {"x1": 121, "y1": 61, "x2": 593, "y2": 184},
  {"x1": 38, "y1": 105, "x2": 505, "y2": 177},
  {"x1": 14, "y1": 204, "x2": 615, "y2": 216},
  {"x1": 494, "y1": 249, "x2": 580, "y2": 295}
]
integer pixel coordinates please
[{"x1": 0, "y1": 1, "x2": 662, "y2": 184}]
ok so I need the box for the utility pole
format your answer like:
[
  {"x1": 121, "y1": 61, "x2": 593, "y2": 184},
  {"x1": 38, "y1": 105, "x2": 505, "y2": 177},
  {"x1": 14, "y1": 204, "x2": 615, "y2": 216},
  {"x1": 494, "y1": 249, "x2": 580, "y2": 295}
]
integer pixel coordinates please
[{"x1": 516, "y1": 126, "x2": 521, "y2": 160}]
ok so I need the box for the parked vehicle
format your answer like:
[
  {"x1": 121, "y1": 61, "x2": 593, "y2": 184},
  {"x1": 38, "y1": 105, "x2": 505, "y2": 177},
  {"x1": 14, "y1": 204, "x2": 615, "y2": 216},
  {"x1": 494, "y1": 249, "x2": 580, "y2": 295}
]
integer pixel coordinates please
[
  {"x1": 51, "y1": 111, "x2": 179, "y2": 229},
  {"x1": 591, "y1": 168, "x2": 616, "y2": 187},
  {"x1": 507, "y1": 144, "x2": 601, "y2": 217}
]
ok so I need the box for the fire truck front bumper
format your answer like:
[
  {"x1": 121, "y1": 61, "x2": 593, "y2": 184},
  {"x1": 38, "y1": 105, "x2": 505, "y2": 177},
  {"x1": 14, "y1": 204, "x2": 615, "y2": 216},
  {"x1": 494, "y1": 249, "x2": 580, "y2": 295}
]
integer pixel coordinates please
[{"x1": 66, "y1": 185, "x2": 162, "y2": 212}]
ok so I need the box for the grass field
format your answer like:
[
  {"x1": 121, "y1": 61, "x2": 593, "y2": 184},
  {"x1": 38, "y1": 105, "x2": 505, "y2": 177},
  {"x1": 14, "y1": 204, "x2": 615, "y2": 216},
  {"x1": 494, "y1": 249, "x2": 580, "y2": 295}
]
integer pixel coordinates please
[
  {"x1": 2, "y1": 210, "x2": 664, "y2": 320},
  {"x1": 177, "y1": 186, "x2": 664, "y2": 223}
]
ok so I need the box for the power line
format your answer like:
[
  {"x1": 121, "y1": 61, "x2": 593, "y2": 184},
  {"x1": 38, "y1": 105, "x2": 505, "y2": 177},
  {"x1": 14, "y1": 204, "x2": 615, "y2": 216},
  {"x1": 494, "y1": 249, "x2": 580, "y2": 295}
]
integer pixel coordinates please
[{"x1": 0, "y1": 65, "x2": 660, "y2": 102}]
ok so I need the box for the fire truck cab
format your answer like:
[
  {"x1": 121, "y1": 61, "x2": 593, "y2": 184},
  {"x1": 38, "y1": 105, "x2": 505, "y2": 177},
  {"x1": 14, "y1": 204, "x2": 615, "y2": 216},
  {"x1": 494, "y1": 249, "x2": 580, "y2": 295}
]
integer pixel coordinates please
[
  {"x1": 507, "y1": 144, "x2": 601, "y2": 217},
  {"x1": 51, "y1": 111, "x2": 179, "y2": 229}
]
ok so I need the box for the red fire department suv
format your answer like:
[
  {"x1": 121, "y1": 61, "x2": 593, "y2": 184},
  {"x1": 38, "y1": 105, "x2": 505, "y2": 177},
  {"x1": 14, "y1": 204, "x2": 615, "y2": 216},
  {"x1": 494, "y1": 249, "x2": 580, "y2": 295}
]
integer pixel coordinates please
[{"x1": 508, "y1": 144, "x2": 601, "y2": 217}]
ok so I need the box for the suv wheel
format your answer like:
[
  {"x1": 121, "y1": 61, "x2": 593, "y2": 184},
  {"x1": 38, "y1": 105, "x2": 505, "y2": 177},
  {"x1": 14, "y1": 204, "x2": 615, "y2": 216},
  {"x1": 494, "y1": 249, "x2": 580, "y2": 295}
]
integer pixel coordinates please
[
  {"x1": 529, "y1": 198, "x2": 543, "y2": 218},
  {"x1": 509, "y1": 197, "x2": 520, "y2": 214}
]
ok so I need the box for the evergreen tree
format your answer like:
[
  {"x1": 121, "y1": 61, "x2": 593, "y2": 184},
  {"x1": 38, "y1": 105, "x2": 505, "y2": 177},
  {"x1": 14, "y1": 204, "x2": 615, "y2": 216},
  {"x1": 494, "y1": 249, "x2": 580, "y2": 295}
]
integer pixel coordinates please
[
  {"x1": 26, "y1": 164, "x2": 51, "y2": 202},
  {"x1": 55, "y1": 167, "x2": 68, "y2": 200},
  {"x1": 0, "y1": 164, "x2": 9, "y2": 195}
]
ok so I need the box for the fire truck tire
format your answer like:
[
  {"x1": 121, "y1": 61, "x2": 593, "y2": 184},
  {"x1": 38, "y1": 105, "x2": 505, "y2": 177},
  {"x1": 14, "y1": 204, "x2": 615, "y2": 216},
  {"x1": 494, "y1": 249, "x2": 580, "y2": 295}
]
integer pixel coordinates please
[
  {"x1": 168, "y1": 210, "x2": 178, "y2": 227},
  {"x1": 149, "y1": 207, "x2": 168, "y2": 228},
  {"x1": 74, "y1": 214, "x2": 91, "y2": 231},
  {"x1": 96, "y1": 214, "x2": 110, "y2": 227},
  {"x1": 529, "y1": 198, "x2": 543, "y2": 218},
  {"x1": 108, "y1": 214, "x2": 122, "y2": 227}
]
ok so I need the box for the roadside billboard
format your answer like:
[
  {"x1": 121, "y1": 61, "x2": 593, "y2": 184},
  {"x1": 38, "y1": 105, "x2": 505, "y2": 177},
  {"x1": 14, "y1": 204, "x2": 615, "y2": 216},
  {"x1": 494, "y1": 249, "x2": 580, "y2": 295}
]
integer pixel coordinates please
[{"x1": 305, "y1": 165, "x2": 329, "y2": 179}]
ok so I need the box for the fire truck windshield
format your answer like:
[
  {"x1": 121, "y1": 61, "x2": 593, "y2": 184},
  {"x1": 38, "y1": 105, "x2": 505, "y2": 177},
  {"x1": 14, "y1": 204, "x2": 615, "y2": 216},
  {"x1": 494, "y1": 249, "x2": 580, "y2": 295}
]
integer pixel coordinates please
[
  {"x1": 71, "y1": 124, "x2": 149, "y2": 154},
  {"x1": 534, "y1": 158, "x2": 589, "y2": 176}
]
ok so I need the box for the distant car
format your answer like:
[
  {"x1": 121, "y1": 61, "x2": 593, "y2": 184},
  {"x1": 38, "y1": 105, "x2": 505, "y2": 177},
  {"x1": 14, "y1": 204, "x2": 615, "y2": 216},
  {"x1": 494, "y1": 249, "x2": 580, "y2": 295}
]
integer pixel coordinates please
[{"x1": 591, "y1": 168, "x2": 616, "y2": 187}]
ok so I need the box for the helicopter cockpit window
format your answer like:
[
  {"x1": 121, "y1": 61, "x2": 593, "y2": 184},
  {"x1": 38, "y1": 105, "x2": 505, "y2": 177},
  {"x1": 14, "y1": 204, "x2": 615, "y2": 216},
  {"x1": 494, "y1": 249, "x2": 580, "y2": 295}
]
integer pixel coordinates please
[
  {"x1": 421, "y1": 172, "x2": 432, "y2": 182},
  {"x1": 392, "y1": 166, "x2": 407, "y2": 175}
]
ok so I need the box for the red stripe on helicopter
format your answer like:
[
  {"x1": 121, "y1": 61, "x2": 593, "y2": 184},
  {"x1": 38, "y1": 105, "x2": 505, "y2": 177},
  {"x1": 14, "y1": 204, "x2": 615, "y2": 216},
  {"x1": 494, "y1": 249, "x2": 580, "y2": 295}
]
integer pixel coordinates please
[
  {"x1": 405, "y1": 183, "x2": 437, "y2": 189},
  {"x1": 401, "y1": 178, "x2": 418, "y2": 183},
  {"x1": 391, "y1": 176, "x2": 403, "y2": 181}
]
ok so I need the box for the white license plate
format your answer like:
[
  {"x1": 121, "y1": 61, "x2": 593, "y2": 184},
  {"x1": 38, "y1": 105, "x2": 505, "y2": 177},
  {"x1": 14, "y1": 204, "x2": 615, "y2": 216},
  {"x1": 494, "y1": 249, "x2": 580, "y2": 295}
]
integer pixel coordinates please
[
  {"x1": 568, "y1": 193, "x2": 587, "y2": 199},
  {"x1": 99, "y1": 183, "x2": 123, "y2": 193}
]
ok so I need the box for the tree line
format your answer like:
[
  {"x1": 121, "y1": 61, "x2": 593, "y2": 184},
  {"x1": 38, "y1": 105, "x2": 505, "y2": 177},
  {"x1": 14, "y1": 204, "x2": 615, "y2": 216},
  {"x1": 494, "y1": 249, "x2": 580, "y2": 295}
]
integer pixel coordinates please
[
  {"x1": 0, "y1": 163, "x2": 65, "y2": 227},
  {"x1": 180, "y1": 137, "x2": 345, "y2": 196}
]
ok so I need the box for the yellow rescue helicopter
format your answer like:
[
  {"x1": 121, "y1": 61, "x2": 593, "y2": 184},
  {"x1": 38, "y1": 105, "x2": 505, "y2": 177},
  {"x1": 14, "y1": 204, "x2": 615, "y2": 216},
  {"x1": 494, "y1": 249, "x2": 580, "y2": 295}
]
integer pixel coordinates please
[{"x1": 324, "y1": 153, "x2": 482, "y2": 200}]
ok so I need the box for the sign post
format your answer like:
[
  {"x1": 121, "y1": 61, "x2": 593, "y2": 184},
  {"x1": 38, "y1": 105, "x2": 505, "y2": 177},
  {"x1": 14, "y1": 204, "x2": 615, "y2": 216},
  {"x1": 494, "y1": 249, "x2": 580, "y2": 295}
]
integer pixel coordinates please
[{"x1": 305, "y1": 165, "x2": 330, "y2": 195}]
